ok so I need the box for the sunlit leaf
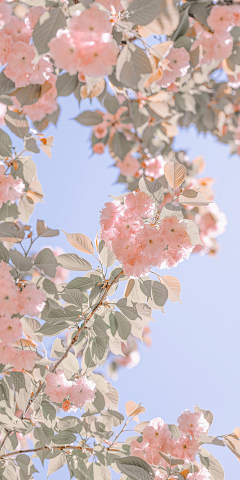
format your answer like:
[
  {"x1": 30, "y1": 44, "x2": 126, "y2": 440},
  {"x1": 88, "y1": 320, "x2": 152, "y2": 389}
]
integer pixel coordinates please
[{"x1": 61, "y1": 230, "x2": 94, "y2": 255}]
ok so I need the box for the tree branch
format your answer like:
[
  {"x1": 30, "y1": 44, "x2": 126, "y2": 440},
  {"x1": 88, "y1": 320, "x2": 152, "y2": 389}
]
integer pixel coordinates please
[{"x1": 0, "y1": 269, "x2": 124, "y2": 451}]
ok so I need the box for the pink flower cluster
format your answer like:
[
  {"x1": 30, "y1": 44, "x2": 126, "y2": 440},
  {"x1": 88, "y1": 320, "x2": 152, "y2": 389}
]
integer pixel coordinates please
[
  {"x1": 207, "y1": 5, "x2": 240, "y2": 33},
  {"x1": 191, "y1": 5, "x2": 240, "y2": 67},
  {"x1": 192, "y1": 202, "x2": 227, "y2": 256},
  {"x1": 131, "y1": 410, "x2": 210, "y2": 479},
  {"x1": 12, "y1": 72, "x2": 58, "y2": 123},
  {"x1": 100, "y1": 191, "x2": 194, "y2": 277},
  {"x1": 0, "y1": 8, "x2": 54, "y2": 88},
  {"x1": 93, "y1": 107, "x2": 133, "y2": 140},
  {"x1": 45, "y1": 369, "x2": 96, "y2": 409},
  {"x1": 49, "y1": 4, "x2": 118, "y2": 78},
  {"x1": 191, "y1": 28, "x2": 233, "y2": 66},
  {"x1": 0, "y1": 164, "x2": 24, "y2": 208},
  {"x1": 157, "y1": 47, "x2": 190, "y2": 88},
  {"x1": 0, "y1": 261, "x2": 45, "y2": 371}
]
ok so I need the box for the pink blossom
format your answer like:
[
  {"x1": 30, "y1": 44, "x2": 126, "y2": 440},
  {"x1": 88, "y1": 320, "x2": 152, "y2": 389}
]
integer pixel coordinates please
[
  {"x1": 232, "y1": 5, "x2": 240, "y2": 26},
  {"x1": 0, "y1": 175, "x2": 24, "y2": 207},
  {"x1": 45, "y1": 370, "x2": 73, "y2": 403},
  {"x1": 191, "y1": 32, "x2": 214, "y2": 66},
  {"x1": 124, "y1": 191, "x2": 155, "y2": 218},
  {"x1": 18, "y1": 284, "x2": 46, "y2": 317},
  {"x1": 117, "y1": 154, "x2": 140, "y2": 177},
  {"x1": 171, "y1": 434, "x2": 199, "y2": 462},
  {"x1": 49, "y1": 29, "x2": 80, "y2": 75},
  {"x1": 0, "y1": 102, "x2": 6, "y2": 124},
  {"x1": 138, "y1": 225, "x2": 164, "y2": 265},
  {"x1": 188, "y1": 468, "x2": 211, "y2": 480},
  {"x1": 0, "y1": 279, "x2": 20, "y2": 317},
  {"x1": 161, "y1": 216, "x2": 190, "y2": 246},
  {"x1": 4, "y1": 41, "x2": 35, "y2": 88},
  {"x1": 93, "y1": 143, "x2": 105, "y2": 154},
  {"x1": 145, "y1": 156, "x2": 165, "y2": 179},
  {"x1": 0, "y1": 1, "x2": 12, "y2": 27},
  {"x1": 12, "y1": 350, "x2": 38, "y2": 371},
  {"x1": 0, "y1": 32, "x2": 13, "y2": 65},
  {"x1": 0, "y1": 316, "x2": 22, "y2": 344},
  {"x1": 143, "y1": 417, "x2": 172, "y2": 450},
  {"x1": 102, "y1": 106, "x2": 133, "y2": 138},
  {"x1": 158, "y1": 47, "x2": 190, "y2": 88},
  {"x1": 0, "y1": 343, "x2": 16, "y2": 365},
  {"x1": 100, "y1": 201, "x2": 124, "y2": 230},
  {"x1": 130, "y1": 439, "x2": 149, "y2": 462},
  {"x1": 70, "y1": 6, "x2": 111, "y2": 37},
  {"x1": 207, "y1": 5, "x2": 235, "y2": 32},
  {"x1": 93, "y1": 122, "x2": 108, "y2": 139},
  {"x1": 25, "y1": 6, "x2": 45, "y2": 30},
  {"x1": 20, "y1": 73, "x2": 58, "y2": 122},
  {"x1": 77, "y1": 41, "x2": 118, "y2": 77},
  {"x1": 177, "y1": 410, "x2": 209, "y2": 439},
  {"x1": 212, "y1": 32, "x2": 233, "y2": 62},
  {"x1": 30, "y1": 56, "x2": 53, "y2": 85},
  {"x1": 0, "y1": 260, "x2": 12, "y2": 280},
  {"x1": 3, "y1": 17, "x2": 32, "y2": 44},
  {"x1": 69, "y1": 376, "x2": 96, "y2": 408}
]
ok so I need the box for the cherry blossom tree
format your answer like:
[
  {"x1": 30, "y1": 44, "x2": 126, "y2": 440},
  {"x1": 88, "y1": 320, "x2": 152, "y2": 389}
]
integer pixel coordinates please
[{"x1": 0, "y1": 0, "x2": 238, "y2": 479}]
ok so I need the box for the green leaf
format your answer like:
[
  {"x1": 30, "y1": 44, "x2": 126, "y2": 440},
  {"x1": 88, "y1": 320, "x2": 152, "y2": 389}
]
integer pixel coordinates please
[
  {"x1": 92, "y1": 337, "x2": 108, "y2": 360},
  {"x1": 115, "y1": 312, "x2": 131, "y2": 340},
  {"x1": 116, "y1": 456, "x2": 154, "y2": 480},
  {"x1": 75, "y1": 110, "x2": 103, "y2": 126},
  {"x1": 62, "y1": 352, "x2": 79, "y2": 374},
  {"x1": 36, "y1": 220, "x2": 59, "y2": 238},
  {"x1": 189, "y1": 1, "x2": 211, "y2": 28},
  {"x1": 57, "y1": 73, "x2": 79, "y2": 96},
  {"x1": 47, "y1": 453, "x2": 67, "y2": 477},
  {"x1": 174, "y1": 35, "x2": 192, "y2": 51},
  {"x1": 0, "y1": 222, "x2": 25, "y2": 242},
  {"x1": 199, "y1": 448, "x2": 224, "y2": 480},
  {"x1": 139, "y1": 175, "x2": 164, "y2": 204},
  {"x1": 99, "y1": 241, "x2": 116, "y2": 268},
  {"x1": 128, "y1": 0, "x2": 163, "y2": 26},
  {"x1": 117, "y1": 299, "x2": 139, "y2": 320},
  {"x1": 104, "y1": 94, "x2": 119, "y2": 114},
  {"x1": 4, "y1": 110, "x2": 29, "y2": 139},
  {"x1": 24, "y1": 135, "x2": 40, "y2": 154},
  {"x1": 0, "y1": 128, "x2": 12, "y2": 157},
  {"x1": 10, "y1": 250, "x2": 33, "y2": 272},
  {"x1": 57, "y1": 253, "x2": 92, "y2": 271},
  {"x1": 116, "y1": 44, "x2": 152, "y2": 90},
  {"x1": 41, "y1": 400, "x2": 56, "y2": 420},
  {"x1": 0, "y1": 71, "x2": 15, "y2": 95},
  {"x1": 89, "y1": 284, "x2": 102, "y2": 306},
  {"x1": 37, "y1": 321, "x2": 68, "y2": 336},
  {"x1": 61, "y1": 288, "x2": 82, "y2": 307},
  {"x1": 109, "y1": 312, "x2": 118, "y2": 336},
  {"x1": 93, "y1": 316, "x2": 108, "y2": 338},
  {"x1": 67, "y1": 276, "x2": 96, "y2": 291},
  {"x1": 33, "y1": 8, "x2": 66, "y2": 54},
  {"x1": 0, "y1": 203, "x2": 18, "y2": 221},
  {"x1": 112, "y1": 132, "x2": 133, "y2": 160},
  {"x1": 84, "y1": 390, "x2": 105, "y2": 415},
  {"x1": 171, "y1": 6, "x2": 190, "y2": 41},
  {"x1": 53, "y1": 431, "x2": 76, "y2": 445},
  {"x1": 15, "y1": 84, "x2": 44, "y2": 107},
  {"x1": 152, "y1": 281, "x2": 168, "y2": 307},
  {"x1": 34, "y1": 248, "x2": 57, "y2": 278},
  {"x1": 0, "y1": 243, "x2": 9, "y2": 263}
]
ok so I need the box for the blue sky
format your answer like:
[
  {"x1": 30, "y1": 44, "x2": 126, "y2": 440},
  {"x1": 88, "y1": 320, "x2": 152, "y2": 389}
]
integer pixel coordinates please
[{"x1": 14, "y1": 94, "x2": 240, "y2": 478}]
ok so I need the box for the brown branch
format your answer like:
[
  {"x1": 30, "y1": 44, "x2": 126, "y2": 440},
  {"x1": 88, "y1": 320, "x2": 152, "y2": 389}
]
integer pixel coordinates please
[
  {"x1": 0, "y1": 269, "x2": 124, "y2": 452},
  {"x1": 0, "y1": 444, "x2": 120, "y2": 460}
]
